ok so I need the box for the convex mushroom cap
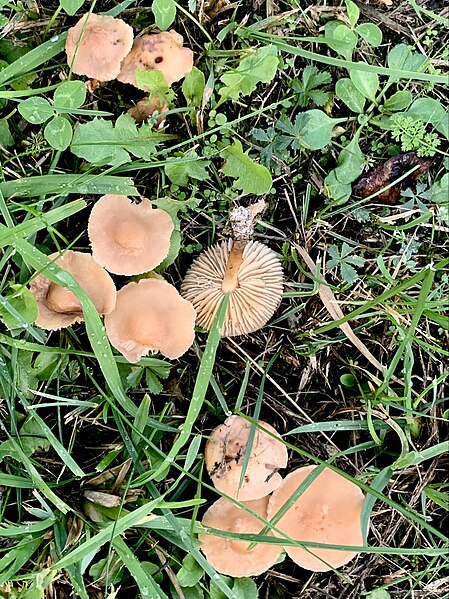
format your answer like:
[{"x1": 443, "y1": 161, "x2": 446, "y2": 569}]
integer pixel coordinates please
[
  {"x1": 205, "y1": 415, "x2": 288, "y2": 500},
  {"x1": 104, "y1": 279, "x2": 196, "y2": 363},
  {"x1": 65, "y1": 13, "x2": 134, "y2": 81},
  {"x1": 267, "y1": 465, "x2": 365, "y2": 572},
  {"x1": 88, "y1": 195, "x2": 174, "y2": 276},
  {"x1": 29, "y1": 251, "x2": 116, "y2": 330},
  {"x1": 199, "y1": 496, "x2": 282, "y2": 577},
  {"x1": 181, "y1": 240, "x2": 284, "y2": 337},
  {"x1": 117, "y1": 30, "x2": 193, "y2": 88}
]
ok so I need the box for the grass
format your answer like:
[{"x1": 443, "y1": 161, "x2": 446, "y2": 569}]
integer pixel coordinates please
[{"x1": 0, "y1": 0, "x2": 448, "y2": 598}]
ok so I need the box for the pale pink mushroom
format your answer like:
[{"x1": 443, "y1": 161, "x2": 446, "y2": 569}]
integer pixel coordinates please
[
  {"x1": 205, "y1": 415, "x2": 288, "y2": 500},
  {"x1": 199, "y1": 496, "x2": 282, "y2": 577},
  {"x1": 65, "y1": 13, "x2": 134, "y2": 81},
  {"x1": 104, "y1": 279, "x2": 196, "y2": 363},
  {"x1": 117, "y1": 30, "x2": 193, "y2": 88},
  {"x1": 29, "y1": 251, "x2": 116, "y2": 330},
  {"x1": 87, "y1": 195, "x2": 174, "y2": 276},
  {"x1": 267, "y1": 466, "x2": 365, "y2": 572}
]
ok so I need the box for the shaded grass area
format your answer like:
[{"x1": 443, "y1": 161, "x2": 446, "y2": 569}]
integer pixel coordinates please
[{"x1": 0, "y1": 0, "x2": 448, "y2": 598}]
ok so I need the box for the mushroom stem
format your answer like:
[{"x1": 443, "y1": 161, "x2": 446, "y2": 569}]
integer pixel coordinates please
[
  {"x1": 221, "y1": 240, "x2": 246, "y2": 293},
  {"x1": 222, "y1": 200, "x2": 267, "y2": 292}
]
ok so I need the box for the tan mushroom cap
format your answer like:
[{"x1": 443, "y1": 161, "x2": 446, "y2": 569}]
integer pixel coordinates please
[
  {"x1": 181, "y1": 240, "x2": 284, "y2": 337},
  {"x1": 65, "y1": 13, "x2": 134, "y2": 81},
  {"x1": 267, "y1": 466, "x2": 365, "y2": 572},
  {"x1": 199, "y1": 496, "x2": 282, "y2": 577},
  {"x1": 205, "y1": 415, "x2": 288, "y2": 501},
  {"x1": 117, "y1": 30, "x2": 193, "y2": 88},
  {"x1": 87, "y1": 195, "x2": 174, "y2": 276},
  {"x1": 29, "y1": 251, "x2": 116, "y2": 330},
  {"x1": 104, "y1": 279, "x2": 196, "y2": 363}
]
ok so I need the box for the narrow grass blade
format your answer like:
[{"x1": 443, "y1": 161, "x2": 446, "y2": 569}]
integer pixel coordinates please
[
  {"x1": 26, "y1": 412, "x2": 85, "y2": 477},
  {"x1": 241, "y1": 29, "x2": 447, "y2": 84},
  {"x1": 361, "y1": 467, "x2": 392, "y2": 541},
  {"x1": 0, "y1": 36, "x2": 66, "y2": 87},
  {"x1": 0, "y1": 200, "x2": 86, "y2": 249},
  {"x1": 112, "y1": 536, "x2": 169, "y2": 599},
  {"x1": 0, "y1": 518, "x2": 54, "y2": 537},
  {"x1": 0, "y1": 537, "x2": 44, "y2": 585},
  {"x1": 286, "y1": 419, "x2": 407, "y2": 434},
  {"x1": 0, "y1": 174, "x2": 137, "y2": 198},
  {"x1": 148, "y1": 294, "x2": 229, "y2": 481},
  {"x1": 52, "y1": 499, "x2": 162, "y2": 570}
]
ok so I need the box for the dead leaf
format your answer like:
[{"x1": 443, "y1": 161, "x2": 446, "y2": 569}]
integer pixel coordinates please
[{"x1": 353, "y1": 152, "x2": 432, "y2": 204}]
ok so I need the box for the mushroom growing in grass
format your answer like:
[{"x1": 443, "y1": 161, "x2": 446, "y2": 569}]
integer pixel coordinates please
[
  {"x1": 117, "y1": 30, "x2": 193, "y2": 88},
  {"x1": 87, "y1": 195, "x2": 174, "y2": 276},
  {"x1": 205, "y1": 415, "x2": 288, "y2": 500},
  {"x1": 104, "y1": 279, "x2": 196, "y2": 363},
  {"x1": 199, "y1": 496, "x2": 282, "y2": 577},
  {"x1": 29, "y1": 251, "x2": 116, "y2": 330},
  {"x1": 181, "y1": 201, "x2": 284, "y2": 337},
  {"x1": 267, "y1": 465, "x2": 365, "y2": 572},
  {"x1": 65, "y1": 13, "x2": 134, "y2": 82}
]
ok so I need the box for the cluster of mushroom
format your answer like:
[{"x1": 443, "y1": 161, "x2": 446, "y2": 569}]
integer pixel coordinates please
[
  {"x1": 199, "y1": 416, "x2": 366, "y2": 576},
  {"x1": 65, "y1": 12, "x2": 193, "y2": 117},
  {"x1": 30, "y1": 195, "x2": 196, "y2": 362}
]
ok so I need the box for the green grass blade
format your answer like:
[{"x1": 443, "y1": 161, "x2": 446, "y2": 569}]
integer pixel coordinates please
[
  {"x1": 0, "y1": 36, "x2": 66, "y2": 87},
  {"x1": 52, "y1": 499, "x2": 163, "y2": 570},
  {"x1": 241, "y1": 29, "x2": 447, "y2": 84},
  {"x1": 0, "y1": 537, "x2": 44, "y2": 585},
  {"x1": 0, "y1": 174, "x2": 137, "y2": 198},
  {"x1": 112, "y1": 536, "x2": 169, "y2": 599},
  {"x1": 148, "y1": 294, "x2": 229, "y2": 481},
  {"x1": 0, "y1": 200, "x2": 86, "y2": 249}
]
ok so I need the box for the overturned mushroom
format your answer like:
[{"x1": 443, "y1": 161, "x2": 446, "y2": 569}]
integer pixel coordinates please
[
  {"x1": 88, "y1": 195, "x2": 174, "y2": 276},
  {"x1": 205, "y1": 415, "x2": 288, "y2": 501},
  {"x1": 104, "y1": 279, "x2": 196, "y2": 363},
  {"x1": 29, "y1": 251, "x2": 116, "y2": 330},
  {"x1": 65, "y1": 13, "x2": 134, "y2": 81},
  {"x1": 199, "y1": 496, "x2": 282, "y2": 577},
  {"x1": 267, "y1": 465, "x2": 365, "y2": 572},
  {"x1": 117, "y1": 30, "x2": 193, "y2": 88},
  {"x1": 181, "y1": 202, "x2": 284, "y2": 337}
]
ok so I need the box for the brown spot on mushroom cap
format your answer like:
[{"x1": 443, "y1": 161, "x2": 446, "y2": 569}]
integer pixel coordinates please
[
  {"x1": 205, "y1": 415, "x2": 288, "y2": 500},
  {"x1": 87, "y1": 195, "x2": 174, "y2": 276},
  {"x1": 199, "y1": 496, "x2": 282, "y2": 577},
  {"x1": 29, "y1": 251, "x2": 116, "y2": 330},
  {"x1": 65, "y1": 13, "x2": 134, "y2": 82},
  {"x1": 104, "y1": 279, "x2": 196, "y2": 363},
  {"x1": 117, "y1": 30, "x2": 193, "y2": 88},
  {"x1": 267, "y1": 465, "x2": 365, "y2": 572},
  {"x1": 181, "y1": 240, "x2": 283, "y2": 337}
]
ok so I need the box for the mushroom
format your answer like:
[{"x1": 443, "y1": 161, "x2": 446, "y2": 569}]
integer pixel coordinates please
[
  {"x1": 205, "y1": 415, "x2": 288, "y2": 500},
  {"x1": 117, "y1": 30, "x2": 193, "y2": 88},
  {"x1": 87, "y1": 195, "x2": 174, "y2": 276},
  {"x1": 65, "y1": 13, "x2": 134, "y2": 82},
  {"x1": 104, "y1": 278, "x2": 196, "y2": 363},
  {"x1": 181, "y1": 201, "x2": 283, "y2": 337},
  {"x1": 128, "y1": 95, "x2": 168, "y2": 125},
  {"x1": 267, "y1": 465, "x2": 365, "y2": 572},
  {"x1": 199, "y1": 495, "x2": 282, "y2": 577},
  {"x1": 29, "y1": 251, "x2": 116, "y2": 330},
  {"x1": 181, "y1": 202, "x2": 282, "y2": 338}
]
